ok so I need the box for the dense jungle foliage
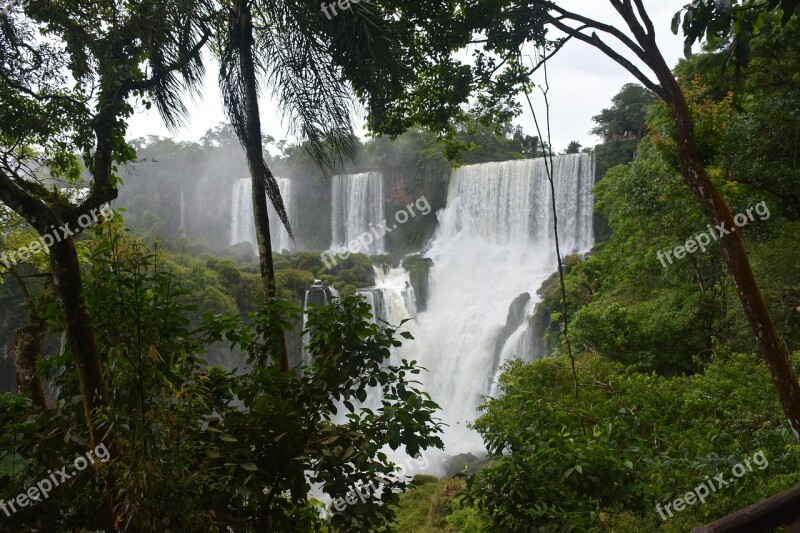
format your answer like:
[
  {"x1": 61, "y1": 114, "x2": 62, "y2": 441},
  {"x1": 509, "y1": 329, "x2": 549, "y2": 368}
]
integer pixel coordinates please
[{"x1": 2, "y1": 1, "x2": 800, "y2": 532}]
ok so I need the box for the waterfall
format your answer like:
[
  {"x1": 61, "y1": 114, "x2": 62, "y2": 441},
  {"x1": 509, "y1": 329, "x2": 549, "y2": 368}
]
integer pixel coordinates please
[
  {"x1": 336, "y1": 267, "x2": 418, "y2": 417},
  {"x1": 302, "y1": 282, "x2": 340, "y2": 366},
  {"x1": 358, "y1": 266, "x2": 417, "y2": 325},
  {"x1": 331, "y1": 172, "x2": 385, "y2": 254},
  {"x1": 229, "y1": 177, "x2": 294, "y2": 253},
  {"x1": 270, "y1": 178, "x2": 294, "y2": 252},
  {"x1": 411, "y1": 153, "x2": 595, "y2": 456},
  {"x1": 179, "y1": 184, "x2": 186, "y2": 233},
  {"x1": 230, "y1": 178, "x2": 253, "y2": 251}
]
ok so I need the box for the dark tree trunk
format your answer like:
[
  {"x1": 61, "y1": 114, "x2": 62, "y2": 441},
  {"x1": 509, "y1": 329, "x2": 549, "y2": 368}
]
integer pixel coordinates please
[
  {"x1": 8, "y1": 268, "x2": 49, "y2": 408},
  {"x1": 13, "y1": 308, "x2": 49, "y2": 409},
  {"x1": 49, "y1": 236, "x2": 113, "y2": 446},
  {"x1": 624, "y1": 5, "x2": 800, "y2": 437},
  {"x1": 660, "y1": 74, "x2": 800, "y2": 438},
  {"x1": 545, "y1": 1, "x2": 800, "y2": 439},
  {"x1": 234, "y1": 0, "x2": 290, "y2": 371}
]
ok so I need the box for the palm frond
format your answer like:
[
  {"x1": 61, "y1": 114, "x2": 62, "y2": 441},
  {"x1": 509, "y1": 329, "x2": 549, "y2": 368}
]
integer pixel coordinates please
[
  {"x1": 140, "y1": 0, "x2": 214, "y2": 131},
  {"x1": 218, "y1": 6, "x2": 293, "y2": 240},
  {"x1": 253, "y1": 1, "x2": 359, "y2": 173}
]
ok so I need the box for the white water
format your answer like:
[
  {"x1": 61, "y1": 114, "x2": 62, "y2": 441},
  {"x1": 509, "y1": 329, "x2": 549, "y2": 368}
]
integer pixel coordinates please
[
  {"x1": 179, "y1": 184, "x2": 186, "y2": 232},
  {"x1": 331, "y1": 172, "x2": 385, "y2": 254},
  {"x1": 229, "y1": 177, "x2": 294, "y2": 252},
  {"x1": 341, "y1": 267, "x2": 418, "y2": 420},
  {"x1": 358, "y1": 266, "x2": 418, "y2": 326},
  {"x1": 302, "y1": 284, "x2": 340, "y2": 366},
  {"x1": 410, "y1": 154, "x2": 595, "y2": 457}
]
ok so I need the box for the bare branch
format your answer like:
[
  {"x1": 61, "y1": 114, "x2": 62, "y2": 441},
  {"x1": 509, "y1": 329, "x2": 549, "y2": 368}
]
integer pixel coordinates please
[
  {"x1": 545, "y1": 2, "x2": 650, "y2": 64},
  {"x1": 521, "y1": 34, "x2": 577, "y2": 77},
  {"x1": 608, "y1": 0, "x2": 654, "y2": 51},
  {"x1": 631, "y1": 0, "x2": 657, "y2": 41},
  {"x1": 546, "y1": 16, "x2": 665, "y2": 98}
]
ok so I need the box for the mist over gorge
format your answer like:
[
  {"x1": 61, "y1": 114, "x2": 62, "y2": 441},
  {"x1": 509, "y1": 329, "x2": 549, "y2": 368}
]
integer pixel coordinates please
[{"x1": 113, "y1": 126, "x2": 596, "y2": 465}]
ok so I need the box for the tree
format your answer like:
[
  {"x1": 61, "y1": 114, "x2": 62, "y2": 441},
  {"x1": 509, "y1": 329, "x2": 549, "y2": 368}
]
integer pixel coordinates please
[
  {"x1": 214, "y1": 0, "x2": 414, "y2": 369},
  {"x1": 218, "y1": 0, "x2": 290, "y2": 369},
  {"x1": 564, "y1": 140, "x2": 582, "y2": 154},
  {"x1": 591, "y1": 83, "x2": 656, "y2": 142},
  {"x1": 372, "y1": 0, "x2": 800, "y2": 439},
  {"x1": 0, "y1": 0, "x2": 210, "y2": 453}
]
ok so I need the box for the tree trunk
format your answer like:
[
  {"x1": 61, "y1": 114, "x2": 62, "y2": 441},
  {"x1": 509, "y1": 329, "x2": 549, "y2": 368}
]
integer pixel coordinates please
[
  {"x1": 656, "y1": 64, "x2": 800, "y2": 439},
  {"x1": 571, "y1": 1, "x2": 800, "y2": 439},
  {"x1": 13, "y1": 310, "x2": 49, "y2": 409},
  {"x1": 8, "y1": 268, "x2": 49, "y2": 409},
  {"x1": 234, "y1": 0, "x2": 290, "y2": 371},
  {"x1": 48, "y1": 236, "x2": 113, "y2": 447}
]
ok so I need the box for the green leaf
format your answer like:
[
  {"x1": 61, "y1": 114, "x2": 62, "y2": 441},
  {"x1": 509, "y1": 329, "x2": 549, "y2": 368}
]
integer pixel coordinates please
[{"x1": 672, "y1": 12, "x2": 682, "y2": 35}]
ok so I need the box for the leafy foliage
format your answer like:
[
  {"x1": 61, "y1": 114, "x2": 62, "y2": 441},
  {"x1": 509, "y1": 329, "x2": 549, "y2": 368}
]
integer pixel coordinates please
[
  {"x1": 460, "y1": 353, "x2": 800, "y2": 532},
  {"x1": 0, "y1": 233, "x2": 443, "y2": 531},
  {"x1": 591, "y1": 84, "x2": 656, "y2": 141}
]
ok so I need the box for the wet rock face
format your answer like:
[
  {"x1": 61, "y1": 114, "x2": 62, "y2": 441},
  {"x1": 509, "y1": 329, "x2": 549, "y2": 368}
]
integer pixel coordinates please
[
  {"x1": 304, "y1": 284, "x2": 330, "y2": 309},
  {"x1": 402, "y1": 255, "x2": 433, "y2": 312},
  {"x1": 493, "y1": 292, "x2": 532, "y2": 363}
]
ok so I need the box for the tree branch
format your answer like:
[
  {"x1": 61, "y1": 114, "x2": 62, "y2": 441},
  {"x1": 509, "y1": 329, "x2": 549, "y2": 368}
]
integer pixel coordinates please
[
  {"x1": 0, "y1": 170, "x2": 54, "y2": 232},
  {"x1": 546, "y1": 16, "x2": 665, "y2": 98},
  {"x1": 631, "y1": 0, "x2": 657, "y2": 41},
  {"x1": 609, "y1": 0, "x2": 655, "y2": 51},
  {"x1": 545, "y1": 2, "x2": 650, "y2": 64}
]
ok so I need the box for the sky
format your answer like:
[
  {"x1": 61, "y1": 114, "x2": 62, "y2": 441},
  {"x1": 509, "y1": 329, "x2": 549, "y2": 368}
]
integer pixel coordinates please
[{"x1": 126, "y1": 0, "x2": 689, "y2": 153}]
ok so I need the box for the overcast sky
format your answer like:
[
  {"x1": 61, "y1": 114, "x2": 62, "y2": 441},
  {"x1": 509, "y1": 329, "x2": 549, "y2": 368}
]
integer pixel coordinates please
[{"x1": 126, "y1": 0, "x2": 689, "y2": 153}]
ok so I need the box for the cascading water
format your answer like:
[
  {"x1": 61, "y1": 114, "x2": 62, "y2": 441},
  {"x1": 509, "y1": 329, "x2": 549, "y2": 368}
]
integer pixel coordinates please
[
  {"x1": 271, "y1": 178, "x2": 294, "y2": 252},
  {"x1": 302, "y1": 282, "x2": 340, "y2": 366},
  {"x1": 229, "y1": 177, "x2": 294, "y2": 252},
  {"x1": 230, "y1": 178, "x2": 252, "y2": 250},
  {"x1": 411, "y1": 153, "x2": 595, "y2": 458},
  {"x1": 331, "y1": 172, "x2": 385, "y2": 254},
  {"x1": 343, "y1": 267, "x2": 418, "y2": 416},
  {"x1": 358, "y1": 266, "x2": 418, "y2": 326},
  {"x1": 179, "y1": 184, "x2": 186, "y2": 232}
]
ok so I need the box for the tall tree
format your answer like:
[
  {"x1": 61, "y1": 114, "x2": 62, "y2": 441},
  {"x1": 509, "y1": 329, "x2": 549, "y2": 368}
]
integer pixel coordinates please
[
  {"x1": 591, "y1": 83, "x2": 656, "y2": 142},
  {"x1": 372, "y1": 0, "x2": 800, "y2": 438},
  {"x1": 1, "y1": 212, "x2": 51, "y2": 408},
  {"x1": 0, "y1": 0, "x2": 211, "y2": 451},
  {"x1": 215, "y1": 0, "x2": 413, "y2": 369},
  {"x1": 10, "y1": 270, "x2": 51, "y2": 409}
]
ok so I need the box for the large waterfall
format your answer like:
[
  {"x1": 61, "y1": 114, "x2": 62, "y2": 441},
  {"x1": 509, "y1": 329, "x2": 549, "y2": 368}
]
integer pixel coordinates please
[
  {"x1": 411, "y1": 153, "x2": 595, "y2": 457},
  {"x1": 331, "y1": 172, "x2": 385, "y2": 254},
  {"x1": 229, "y1": 177, "x2": 294, "y2": 252}
]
